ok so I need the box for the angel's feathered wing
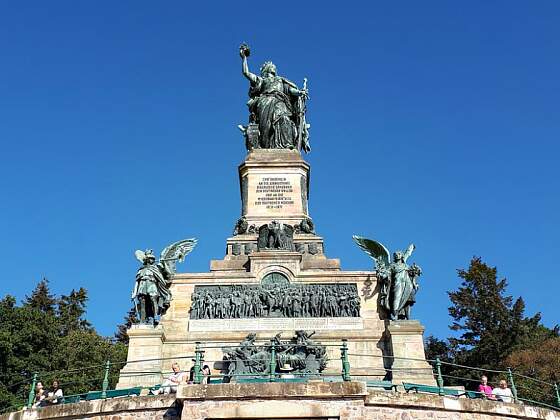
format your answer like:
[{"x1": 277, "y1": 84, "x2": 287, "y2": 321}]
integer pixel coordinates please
[
  {"x1": 352, "y1": 236, "x2": 391, "y2": 268},
  {"x1": 158, "y1": 238, "x2": 198, "y2": 277},
  {"x1": 160, "y1": 238, "x2": 198, "y2": 262}
]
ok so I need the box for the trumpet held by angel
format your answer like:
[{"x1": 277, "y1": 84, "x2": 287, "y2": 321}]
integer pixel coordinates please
[
  {"x1": 132, "y1": 238, "x2": 197, "y2": 325},
  {"x1": 353, "y1": 236, "x2": 422, "y2": 321}
]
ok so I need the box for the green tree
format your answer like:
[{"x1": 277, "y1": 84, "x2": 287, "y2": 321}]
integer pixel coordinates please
[
  {"x1": 24, "y1": 278, "x2": 56, "y2": 314},
  {"x1": 114, "y1": 307, "x2": 138, "y2": 345},
  {"x1": 424, "y1": 335, "x2": 460, "y2": 385},
  {"x1": 0, "y1": 280, "x2": 127, "y2": 412},
  {"x1": 424, "y1": 335, "x2": 452, "y2": 363},
  {"x1": 48, "y1": 330, "x2": 127, "y2": 396},
  {"x1": 443, "y1": 257, "x2": 558, "y2": 390},
  {"x1": 57, "y1": 288, "x2": 92, "y2": 336},
  {"x1": 450, "y1": 258, "x2": 545, "y2": 367},
  {"x1": 0, "y1": 293, "x2": 60, "y2": 411}
]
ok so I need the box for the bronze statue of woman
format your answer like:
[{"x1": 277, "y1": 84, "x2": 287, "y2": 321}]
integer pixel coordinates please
[{"x1": 240, "y1": 44, "x2": 310, "y2": 152}]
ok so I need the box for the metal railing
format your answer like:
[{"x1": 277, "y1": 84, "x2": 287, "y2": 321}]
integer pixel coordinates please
[{"x1": 3, "y1": 339, "x2": 558, "y2": 414}]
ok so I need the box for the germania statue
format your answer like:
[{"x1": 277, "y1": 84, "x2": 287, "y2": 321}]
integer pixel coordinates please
[
  {"x1": 132, "y1": 238, "x2": 197, "y2": 325},
  {"x1": 353, "y1": 236, "x2": 422, "y2": 320},
  {"x1": 238, "y1": 43, "x2": 310, "y2": 153}
]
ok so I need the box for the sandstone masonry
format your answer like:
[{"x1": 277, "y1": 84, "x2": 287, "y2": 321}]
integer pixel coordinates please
[{"x1": 3, "y1": 383, "x2": 558, "y2": 420}]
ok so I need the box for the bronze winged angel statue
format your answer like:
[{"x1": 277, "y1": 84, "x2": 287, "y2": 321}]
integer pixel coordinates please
[
  {"x1": 352, "y1": 236, "x2": 422, "y2": 320},
  {"x1": 132, "y1": 238, "x2": 197, "y2": 325}
]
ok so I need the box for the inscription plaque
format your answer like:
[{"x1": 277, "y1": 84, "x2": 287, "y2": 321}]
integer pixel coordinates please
[
  {"x1": 188, "y1": 317, "x2": 364, "y2": 332},
  {"x1": 245, "y1": 172, "x2": 305, "y2": 218},
  {"x1": 255, "y1": 177, "x2": 295, "y2": 209}
]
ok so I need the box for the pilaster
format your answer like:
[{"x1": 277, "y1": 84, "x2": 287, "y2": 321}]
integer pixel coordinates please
[
  {"x1": 116, "y1": 324, "x2": 165, "y2": 389},
  {"x1": 386, "y1": 320, "x2": 436, "y2": 386}
]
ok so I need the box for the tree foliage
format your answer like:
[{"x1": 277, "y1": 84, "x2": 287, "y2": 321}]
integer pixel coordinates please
[
  {"x1": 57, "y1": 288, "x2": 92, "y2": 336},
  {"x1": 0, "y1": 280, "x2": 127, "y2": 412},
  {"x1": 426, "y1": 257, "x2": 559, "y2": 404},
  {"x1": 505, "y1": 337, "x2": 560, "y2": 407},
  {"x1": 424, "y1": 335, "x2": 453, "y2": 363},
  {"x1": 24, "y1": 278, "x2": 56, "y2": 314},
  {"x1": 114, "y1": 307, "x2": 138, "y2": 345}
]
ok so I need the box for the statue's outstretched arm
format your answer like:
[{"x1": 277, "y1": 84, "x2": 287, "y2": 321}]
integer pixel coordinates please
[{"x1": 241, "y1": 55, "x2": 257, "y2": 83}]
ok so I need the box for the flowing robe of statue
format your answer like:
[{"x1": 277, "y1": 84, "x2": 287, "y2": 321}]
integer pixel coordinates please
[
  {"x1": 248, "y1": 76, "x2": 300, "y2": 149},
  {"x1": 385, "y1": 261, "x2": 415, "y2": 318},
  {"x1": 133, "y1": 263, "x2": 172, "y2": 315}
]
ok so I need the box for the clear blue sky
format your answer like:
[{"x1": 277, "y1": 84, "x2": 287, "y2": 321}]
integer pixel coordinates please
[{"x1": 1, "y1": 2, "x2": 558, "y2": 339}]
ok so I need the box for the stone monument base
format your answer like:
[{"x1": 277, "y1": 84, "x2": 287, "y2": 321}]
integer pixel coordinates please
[
  {"x1": 239, "y1": 149, "x2": 310, "y2": 227},
  {"x1": 116, "y1": 324, "x2": 165, "y2": 389},
  {"x1": 387, "y1": 320, "x2": 435, "y2": 386}
]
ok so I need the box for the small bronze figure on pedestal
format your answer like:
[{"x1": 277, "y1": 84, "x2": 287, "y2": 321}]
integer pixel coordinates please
[
  {"x1": 353, "y1": 236, "x2": 422, "y2": 320},
  {"x1": 132, "y1": 239, "x2": 197, "y2": 325}
]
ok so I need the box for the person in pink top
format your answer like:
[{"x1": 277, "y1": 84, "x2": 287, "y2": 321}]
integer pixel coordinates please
[{"x1": 478, "y1": 375, "x2": 496, "y2": 399}]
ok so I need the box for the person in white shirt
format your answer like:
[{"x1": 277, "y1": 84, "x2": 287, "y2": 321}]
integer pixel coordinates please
[
  {"x1": 32, "y1": 382, "x2": 47, "y2": 408},
  {"x1": 45, "y1": 380, "x2": 63, "y2": 405},
  {"x1": 201, "y1": 365, "x2": 211, "y2": 384},
  {"x1": 154, "y1": 362, "x2": 185, "y2": 395},
  {"x1": 492, "y1": 379, "x2": 513, "y2": 403}
]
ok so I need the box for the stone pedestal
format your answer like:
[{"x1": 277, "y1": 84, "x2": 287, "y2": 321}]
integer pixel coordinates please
[
  {"x1": 387, "y1": 320, "x2": 435, "y2": 386},
  {"x1": 239, "y1": 149, "x2": 310, "y2": 227},
  {"x1": 116, "y1": 324, "x2": 165, "y2": 389},
  {"x1": 227, "y1": 150, "x2": 327, "y2": 259},
  {"x1": 116, "y1": 147, "x2": 436, "y2": 391}
]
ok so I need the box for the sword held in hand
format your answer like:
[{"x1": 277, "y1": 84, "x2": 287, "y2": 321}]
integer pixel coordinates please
[{"x1": 296, "y1": 78, "x2": 308, "y2": 152}]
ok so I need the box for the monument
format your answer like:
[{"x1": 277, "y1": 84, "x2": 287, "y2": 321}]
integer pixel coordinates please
[
  {"x1": 116, "y1": 44, "x2": 435, "y2": 389},
  {"x1": 6, "y1": 45, "x2": 558, "y2": 420}
]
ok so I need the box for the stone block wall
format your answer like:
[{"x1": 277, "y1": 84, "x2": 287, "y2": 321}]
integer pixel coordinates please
[
  {"x1": 2, "y1": 383, "x2": 558, "y2": 420},
  {"x1": 0, "y1": 395, "x2": 180, "y2": 420}
]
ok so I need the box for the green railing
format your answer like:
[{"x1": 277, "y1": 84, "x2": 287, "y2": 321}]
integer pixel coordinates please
[
  {"x1": 345, "y1": 349, "x2": 560, "y2": 411},
  {"x1": 2, "y1": 339, "x2": 559, "y2": 415}
]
